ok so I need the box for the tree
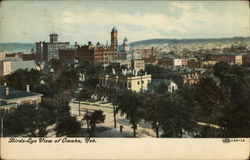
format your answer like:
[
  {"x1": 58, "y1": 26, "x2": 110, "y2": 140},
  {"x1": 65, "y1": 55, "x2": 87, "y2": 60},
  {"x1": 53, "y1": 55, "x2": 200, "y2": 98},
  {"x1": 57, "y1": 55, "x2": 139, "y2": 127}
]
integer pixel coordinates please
[
  {"x1": 213, "y1": 61, "x2": 230, "y2": 80},
  {"x1": 140, "y1": 93, "x2": 165, "y2": 137},
  {"x1": 3, "y1": 104, "x2": 56, "y2": 137},
  {"x1": 160, "y1": 92, "x2": 197, "y2": 137},
  {"x1": 217, "y1": 65, "x2": 250, "y2": 137},
  {"x1": 55, "y1": 116, "x2": 81, "y2": 137},
  {"x1": 114, "y1": 90, "x2": 141, "y2": 137},
  {"x1": 193, "y1": 76, "x2": 226, "y2": 137},
  {"x1": 145, "y1": 64, "x2": 167, "y2": 79},
  {"x1": 5, "y1": 68, "x2": 43, "y2": 91},
  {"x1": 83, "y1": 110, "x2": 105, "y2": 136}
]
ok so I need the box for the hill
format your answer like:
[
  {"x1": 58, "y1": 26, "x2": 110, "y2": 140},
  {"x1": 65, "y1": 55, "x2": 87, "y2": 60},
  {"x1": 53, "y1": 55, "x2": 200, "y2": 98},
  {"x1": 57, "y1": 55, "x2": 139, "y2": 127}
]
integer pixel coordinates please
[{"x1": 129, "y1": 37, "x2": 250, "y2": 46}]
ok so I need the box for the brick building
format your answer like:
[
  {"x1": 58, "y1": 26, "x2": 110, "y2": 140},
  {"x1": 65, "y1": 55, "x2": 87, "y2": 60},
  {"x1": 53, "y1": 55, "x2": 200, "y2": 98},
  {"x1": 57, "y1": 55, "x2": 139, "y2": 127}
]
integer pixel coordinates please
[
  {"x1": 0, "y1": 85, "x2": 43, "y2": 114},
  {"x1": 76, "y1": 27, "x2": 119, "y2": 65},
  {"x1": 204, "y1": 53, "x2": 242, "y2": 65}
]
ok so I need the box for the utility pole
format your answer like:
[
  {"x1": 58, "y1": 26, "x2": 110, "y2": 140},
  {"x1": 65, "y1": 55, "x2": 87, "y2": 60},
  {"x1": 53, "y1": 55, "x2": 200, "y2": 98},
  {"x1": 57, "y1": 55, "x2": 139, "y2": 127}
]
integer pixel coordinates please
[
  {"x1": 1, "y1": 117, "x2": 3, "y2": 138},
  {"x1": 113, "y1": 104, "x2": 117, "y2": 128},
  {"x1": 79, "y1": 101, "x2": 81, "y2": 116}
]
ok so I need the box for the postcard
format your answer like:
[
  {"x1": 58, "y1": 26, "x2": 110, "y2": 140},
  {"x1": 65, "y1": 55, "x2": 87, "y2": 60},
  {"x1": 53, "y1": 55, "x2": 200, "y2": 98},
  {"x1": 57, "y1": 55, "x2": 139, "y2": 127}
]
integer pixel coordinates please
[{"x1": 0, "y1": 0, "x2": 249, "y2": 159}]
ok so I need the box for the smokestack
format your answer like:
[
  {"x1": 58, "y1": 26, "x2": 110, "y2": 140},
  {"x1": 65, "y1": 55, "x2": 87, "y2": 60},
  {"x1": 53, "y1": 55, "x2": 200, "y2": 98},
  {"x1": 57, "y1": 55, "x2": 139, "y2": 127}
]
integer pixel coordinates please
[
  {"x1": 5, "y1": 87, "x2": 9, "y2": 96},
  {"x1": 26, "y1": 85, "x2": 30, "y2": 92}
]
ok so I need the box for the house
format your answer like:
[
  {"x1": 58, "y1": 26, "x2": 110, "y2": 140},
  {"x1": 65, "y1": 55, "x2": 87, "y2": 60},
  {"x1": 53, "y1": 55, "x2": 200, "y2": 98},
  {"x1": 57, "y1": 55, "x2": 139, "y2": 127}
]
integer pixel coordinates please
[
  {"x1": 0, "y1": 57, "x2": 37, "y2": 76},
  {"x1": 0, "y1": 85, "x2": 43, "y2": 114},
  {"x1": 148, "y1": 79, "x2": 178, "y2": 93}
]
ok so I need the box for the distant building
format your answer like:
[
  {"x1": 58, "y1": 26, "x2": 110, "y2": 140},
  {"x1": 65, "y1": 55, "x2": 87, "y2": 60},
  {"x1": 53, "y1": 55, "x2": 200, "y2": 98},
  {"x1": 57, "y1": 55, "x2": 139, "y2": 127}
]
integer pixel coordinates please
[
  {"x1": 166, "y1": 68, "x2": 199, "y2": 87},
  {"x1": 0, "y1": 57, "x2": 37, "y2": 76},
  {"x1": 148, "y1": 79, "x2": 178, "y2": 93},
  {"x1": 110, "y1": 59, "x2": 145, "y2": 71},
  {"x1": 76, "y1": 27, "x2": 119, "y2": 65},
  {"x1": 0, "y1": 85, "x2": 43, "y2": 114},
  {"x1": 0, "y1": 60, "x2": 11, "y2": 76},
  {"x1": 35, "y1": 33, "x2": 70, "y2": 62},
  {"x1": 187, "y1": 58, "x2": 202, "y2": 69},
  {"x1": 58, "y1": 48, "x2": 75, "y2": 62},
  {"x1": 242, "y1": 55, "x2": 250, "y2": 65},
  {"x1": 0, "y1": 52, "x2": 5, "y2": 59},
  {"x1": 204, "y1": 53, "x2": 242, "y2": 65},
  {"x1": 158, "y1": 57, "x2": 187, "y2": 69},
  {"x1": 5, "y1": 52, "x2": 35, "y2": 61}
]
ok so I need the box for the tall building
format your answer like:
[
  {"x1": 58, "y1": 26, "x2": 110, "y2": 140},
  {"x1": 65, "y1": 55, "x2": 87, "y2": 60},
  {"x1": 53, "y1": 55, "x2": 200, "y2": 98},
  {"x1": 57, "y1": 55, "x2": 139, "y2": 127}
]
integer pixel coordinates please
[
  {"x1": 76, "y1": 27, "x2": 119, "y2": 64},
  {"x1": 35, "y1": 33, "x2": 70, "y2": 62}
]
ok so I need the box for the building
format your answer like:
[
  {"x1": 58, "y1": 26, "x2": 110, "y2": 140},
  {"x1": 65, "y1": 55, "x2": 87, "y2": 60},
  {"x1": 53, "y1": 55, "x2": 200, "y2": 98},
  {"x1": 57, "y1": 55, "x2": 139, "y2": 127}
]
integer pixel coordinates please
[
  {"x1": 35, "y1": 33, "x2": 70, "y2": 62},
  {"x1": 158, "y1": 57, "x2": 187, "y2": 69},
  {"x1": 109, "y1": 59, "x2": 145, "y2": 71},
  {"x1": 204, "y1": 53, "x2": 242, "y2": 65},
  {"x1": 242, "y1": 55, "x2": 250, "y2": 65},
  {"x1": 0, "y1": 52, "x2": 6, "y2": 59},
  {"x1": 187, "y1": 58, "x2": 202, "y2": 69},
  {"x1": 131, "y1": 59, "x2": 145, "y2": 71},
  {"x1": 166, "y1": 68, "x2": 199, "y2": 87},
  {"x1": 0, "y1": 85, "x2": 43, "y2": 114},
  {"x1": 76, "y1": 27, "x2": 119, "y2": 65},
  {"x1": 148, "y1": 79, "x2": 178, "y2": 93},
  {"x1": 98, "y1": 70, "x2": 152, "y2": 101},
  {"x1": 0, "y1": 60, "x2": 11, "y2": 76},
  {"x1": 58, "y1": 48, "x2": 75, "y2": 62},
  {"x1": 5, "y1": 52, "x2": 35, "y2": 61},
  {"x1": 8, "y1": 57, "x2": 37, "y2": 73}
]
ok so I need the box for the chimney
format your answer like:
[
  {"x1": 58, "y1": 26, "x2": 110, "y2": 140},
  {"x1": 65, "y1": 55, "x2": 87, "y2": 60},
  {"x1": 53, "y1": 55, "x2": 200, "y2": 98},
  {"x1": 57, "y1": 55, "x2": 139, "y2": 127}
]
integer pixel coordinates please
[
  {"x1": 5, "y1": 87, "x2": 9, "y2": 96},
  {"x1": 26, "y1": 85, "x2": 30, "y2": 92}
]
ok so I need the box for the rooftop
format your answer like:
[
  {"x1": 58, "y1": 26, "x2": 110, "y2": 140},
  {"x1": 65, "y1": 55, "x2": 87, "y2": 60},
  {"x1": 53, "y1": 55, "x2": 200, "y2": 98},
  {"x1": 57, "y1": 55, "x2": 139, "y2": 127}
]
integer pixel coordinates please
[
  {"x1": 0, "y1": 85, "x2": 42, "y2": 101},
  {"x1": 50, "y1": 33, "x2": 58, "y2": 36},
  {"x1": 111, "y1": 27, "x2": 117, "y2": 32}
]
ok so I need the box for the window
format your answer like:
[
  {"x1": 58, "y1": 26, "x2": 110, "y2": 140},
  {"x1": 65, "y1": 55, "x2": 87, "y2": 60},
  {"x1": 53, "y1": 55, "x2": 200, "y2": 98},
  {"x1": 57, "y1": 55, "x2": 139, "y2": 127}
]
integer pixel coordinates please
[
  {"x1": 138, "y1": 81, "x2": 140, "y2": 85},
  {"x1": 128, "y1": 82, "x2": 131, "y2": 88}
]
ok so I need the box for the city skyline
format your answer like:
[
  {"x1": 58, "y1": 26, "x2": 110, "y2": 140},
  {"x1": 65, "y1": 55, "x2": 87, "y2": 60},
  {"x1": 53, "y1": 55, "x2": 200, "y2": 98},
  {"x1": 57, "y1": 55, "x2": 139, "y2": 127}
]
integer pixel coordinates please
[{"x1": 0, "y1": 0, "x2": 249, "y2": 44}]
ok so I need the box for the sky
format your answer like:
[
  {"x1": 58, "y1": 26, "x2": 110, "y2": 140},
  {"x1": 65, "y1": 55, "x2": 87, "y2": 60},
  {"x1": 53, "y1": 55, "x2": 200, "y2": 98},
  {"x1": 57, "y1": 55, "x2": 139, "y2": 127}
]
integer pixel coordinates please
[{"x1": 0, "y1": 0, "x2": 249, "y2": 45}]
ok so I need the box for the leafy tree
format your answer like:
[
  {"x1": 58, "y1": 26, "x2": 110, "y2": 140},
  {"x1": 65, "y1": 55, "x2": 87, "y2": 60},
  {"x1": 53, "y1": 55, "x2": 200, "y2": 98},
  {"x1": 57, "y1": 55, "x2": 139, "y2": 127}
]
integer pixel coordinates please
[
  {"x1": 114, "y1": 90, "x2": 141, "y2": 137},
  {"x1": 145, "y1": 64, "x2": 167, "y2": 79},
  {"x1": 160, "y1": 92, "x2": 197, "y2": 137},
  {"x1": 213, "y1": 61, "x2": 230, "y2": 80},
  {"x1": 78, "y1": 86, "x2": 94, "y2": 101},
  {"x1": 140, "y1": 93, "x2": 165, "y2": 137},
  {"x1": 55, "y1": 116, "x2": 81, "y2": 137},
  {"x1": 193, "y1": 76, "x2": 227, "y2": 137},
  {"x1": 3, "y1": 104, "x2": 56, "y2": 137},
  {"x1": 5, "y1": 68, "x2": 43, "y2": 91},
  {"x1": 83, "y1": 110, "x2": 105, "y2": 136}
]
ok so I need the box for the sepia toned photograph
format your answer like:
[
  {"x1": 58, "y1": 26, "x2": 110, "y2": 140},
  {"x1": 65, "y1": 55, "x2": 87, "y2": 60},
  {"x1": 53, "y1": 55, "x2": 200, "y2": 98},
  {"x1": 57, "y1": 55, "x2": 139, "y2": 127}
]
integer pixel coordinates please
[{"x1": 0, "y1": 0, "x2": 249, "y2": 159}]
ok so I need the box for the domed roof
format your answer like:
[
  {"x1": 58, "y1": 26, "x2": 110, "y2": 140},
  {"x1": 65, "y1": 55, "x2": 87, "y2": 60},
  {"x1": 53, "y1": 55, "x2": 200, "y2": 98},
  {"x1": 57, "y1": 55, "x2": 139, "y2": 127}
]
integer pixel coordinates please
[{"x1": 111, "y1": 27, "x2": 117, "y2": 32}]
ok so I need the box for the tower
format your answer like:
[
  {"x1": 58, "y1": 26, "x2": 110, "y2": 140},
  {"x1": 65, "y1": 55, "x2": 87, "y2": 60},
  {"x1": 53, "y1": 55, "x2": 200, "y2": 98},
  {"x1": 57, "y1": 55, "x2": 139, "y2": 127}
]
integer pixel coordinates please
[
  {"x1": 111, "y1": 27, "x2": 118, "y2": 51},
  {"x1": 49, "y1": 33, "x2": 58, "y2": 43}
]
